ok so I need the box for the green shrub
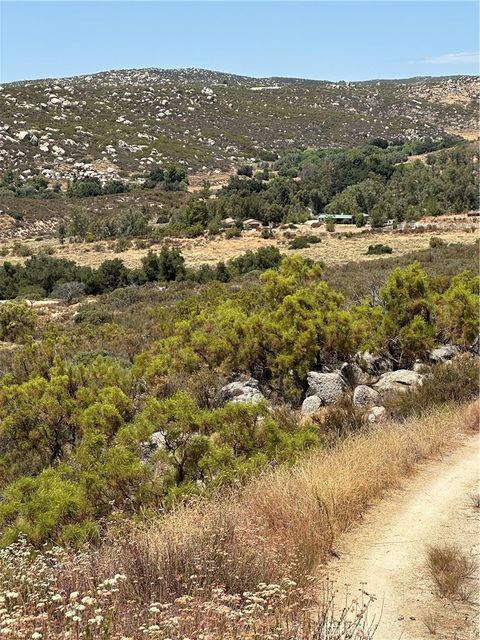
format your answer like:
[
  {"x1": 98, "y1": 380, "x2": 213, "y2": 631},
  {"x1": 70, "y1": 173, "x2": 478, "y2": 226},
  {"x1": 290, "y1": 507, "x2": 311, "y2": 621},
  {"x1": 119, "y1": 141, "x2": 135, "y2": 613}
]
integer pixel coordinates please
[
  {"x1": 288, "y1": 235, "x2": 321, "y2": 250},
  {"x1": 74, "y1": 306, "x2": 114, "y2": 326},
  {"x1": 366, "y1": 244, "x2": 393, "y2": 255},
  {"x1": 325, "y1": 217, "x2": 336, "y2": 232},
  {"x1": 0, "y1": 300, "x2": 36, "y2": 342},
  {"x1": 12, "y1": 242, "x2": 33, "y2": 257},
  {"x1": 225, "y1": 227, "x2": 241, "y2": 239},
  {"x1": 429, "y1": 236, "x2": 446, "y2": 248}
]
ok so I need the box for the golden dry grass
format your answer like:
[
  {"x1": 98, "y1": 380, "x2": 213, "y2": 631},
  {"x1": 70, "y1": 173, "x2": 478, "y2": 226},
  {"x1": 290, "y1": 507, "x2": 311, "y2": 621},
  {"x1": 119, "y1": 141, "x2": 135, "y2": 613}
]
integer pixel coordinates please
[
  {"x1": 426, "y1": 543, "x2": 477, "y2": 600},
  {"x1": 105, "y1": 402, "x2": 476, "y2": 602},
  {"x1": 1, "y1": 223, "x2": 478, "y2": 270},
  {"x1": 1, "y1": 403, "x2": 476, "y2": 639}
]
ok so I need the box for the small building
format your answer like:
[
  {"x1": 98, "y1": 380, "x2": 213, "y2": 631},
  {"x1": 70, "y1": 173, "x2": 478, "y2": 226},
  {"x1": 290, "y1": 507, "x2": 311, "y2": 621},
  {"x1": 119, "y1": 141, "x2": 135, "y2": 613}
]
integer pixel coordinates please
[
  {"x1": 243, "y1": 218, "x2": 263, "y2": 230},
  {"x1": 221, "y1": 216, "x2": 236, "y2": 227},
  {"x1": 316, "y1": 213, "x2": 360, "y2": 224}
]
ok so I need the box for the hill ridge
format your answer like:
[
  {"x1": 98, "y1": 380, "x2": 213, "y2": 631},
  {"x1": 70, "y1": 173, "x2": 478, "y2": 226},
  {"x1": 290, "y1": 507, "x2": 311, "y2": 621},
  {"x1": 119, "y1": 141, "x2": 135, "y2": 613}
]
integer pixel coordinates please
[{"x1": 0, "y1": 68, "x2": 477, "y2": 181}]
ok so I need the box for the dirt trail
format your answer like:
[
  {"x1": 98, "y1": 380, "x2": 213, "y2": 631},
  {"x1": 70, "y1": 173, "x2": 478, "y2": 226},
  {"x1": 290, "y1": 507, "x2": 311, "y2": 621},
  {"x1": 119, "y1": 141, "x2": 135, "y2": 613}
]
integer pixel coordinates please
[{"x1": 326, "y1": 435, "x2": 480, "y2": 639}]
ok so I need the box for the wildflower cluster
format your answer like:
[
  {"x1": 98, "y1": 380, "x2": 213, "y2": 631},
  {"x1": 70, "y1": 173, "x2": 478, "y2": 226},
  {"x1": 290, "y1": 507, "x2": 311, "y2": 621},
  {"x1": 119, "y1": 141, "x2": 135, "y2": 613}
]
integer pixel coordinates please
[{"x1": 0, "y1": 539, "x2": 377, "y2": 639}]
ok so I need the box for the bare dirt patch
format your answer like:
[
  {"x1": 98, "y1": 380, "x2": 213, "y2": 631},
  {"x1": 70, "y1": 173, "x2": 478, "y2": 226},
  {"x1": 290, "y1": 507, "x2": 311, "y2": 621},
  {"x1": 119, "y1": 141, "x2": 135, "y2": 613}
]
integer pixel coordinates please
[{"x1": 324, "y1": 435, "x2": 480, "y2": 640}]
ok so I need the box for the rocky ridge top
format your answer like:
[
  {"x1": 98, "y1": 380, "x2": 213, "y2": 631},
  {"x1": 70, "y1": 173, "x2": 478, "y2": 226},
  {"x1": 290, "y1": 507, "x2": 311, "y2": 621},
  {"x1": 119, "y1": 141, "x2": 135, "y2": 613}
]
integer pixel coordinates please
[{"x1": 0, "y1": 68, "x2": 477, "y2": 184}]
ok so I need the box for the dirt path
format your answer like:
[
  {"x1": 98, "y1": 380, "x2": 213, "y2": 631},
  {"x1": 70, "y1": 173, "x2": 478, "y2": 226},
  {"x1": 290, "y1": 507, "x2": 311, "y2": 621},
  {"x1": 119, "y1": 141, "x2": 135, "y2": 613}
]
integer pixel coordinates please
[{"x1": 326, "y1": 435, "x2": 480, "y2": 639}]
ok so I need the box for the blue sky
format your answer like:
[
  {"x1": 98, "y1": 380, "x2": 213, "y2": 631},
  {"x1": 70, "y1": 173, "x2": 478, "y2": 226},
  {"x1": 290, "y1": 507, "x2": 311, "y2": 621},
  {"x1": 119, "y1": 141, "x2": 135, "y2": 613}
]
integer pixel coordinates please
[{"x1": 1, "y1": 2, "x2": 478, "y2": 83}]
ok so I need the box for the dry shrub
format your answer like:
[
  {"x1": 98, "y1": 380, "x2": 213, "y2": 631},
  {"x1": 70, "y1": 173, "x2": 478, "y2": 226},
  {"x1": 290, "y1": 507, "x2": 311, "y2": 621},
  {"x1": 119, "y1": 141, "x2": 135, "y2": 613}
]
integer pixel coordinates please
[
  {"x1": 2, "y1": 403, "x2": 475, "y2": 639},
  {"x1": 460, "y1": 398, "x2": 480, "y2": 432},
  {"x1": 312, "y1": 394, "x2": 367, "y2": 442},
  {"x1": 386, "y1": 354, "x2": 480, "y2": 419},
  {"x1": 426, "y1": 543, "x2": 477, "y2": 600},
  {"x1": 102, "y1": 403, "x2": 468, "y2": 601},
  {"x1": 469, "y1": 492, "x2": 480, "y2": 509},
  {"x1": 0, "y1": 538, "x2": 379, "y2": 639}
]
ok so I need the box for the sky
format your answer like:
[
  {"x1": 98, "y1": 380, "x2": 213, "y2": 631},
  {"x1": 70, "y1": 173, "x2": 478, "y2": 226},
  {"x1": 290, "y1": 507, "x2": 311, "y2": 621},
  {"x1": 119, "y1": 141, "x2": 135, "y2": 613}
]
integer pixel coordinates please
[{"x1": 1, "y1": 1, "x2": 478, "y2": 83}]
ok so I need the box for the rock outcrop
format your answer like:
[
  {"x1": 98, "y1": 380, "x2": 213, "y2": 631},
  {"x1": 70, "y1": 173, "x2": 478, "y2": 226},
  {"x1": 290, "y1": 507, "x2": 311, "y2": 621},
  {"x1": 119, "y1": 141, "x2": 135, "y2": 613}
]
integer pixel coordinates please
[
  {"x1": 368, "y1": 406, "x2": 387, "y2": 423},
  {"x1": 219, "y1": 377, "x2": 265, "y2": 405},
  {"x1": 301, "y1": 395, "x2": 323, "y2": 415},
  {"x1": 353, "y1": 385, "x2": 381, "y2": 407},
  {"x1": 305, "y1": 371, "x2": 347, "y2": 406},
  {"x1": 429, "y1": 344, "x2": 460, "y2": 364},
  {"x1": 373, "y1": 369, "x2": 424, "y2": 395},
  {"x1": 355, "y1": 351, "x2": 393, "y2": 375}
]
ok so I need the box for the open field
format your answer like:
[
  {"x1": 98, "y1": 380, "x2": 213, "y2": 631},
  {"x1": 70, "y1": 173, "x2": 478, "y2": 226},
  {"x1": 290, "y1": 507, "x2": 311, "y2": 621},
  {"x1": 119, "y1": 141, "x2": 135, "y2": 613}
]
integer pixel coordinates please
[{"x1": 0, "y1": 218, "x2": 478, "y2": 270}]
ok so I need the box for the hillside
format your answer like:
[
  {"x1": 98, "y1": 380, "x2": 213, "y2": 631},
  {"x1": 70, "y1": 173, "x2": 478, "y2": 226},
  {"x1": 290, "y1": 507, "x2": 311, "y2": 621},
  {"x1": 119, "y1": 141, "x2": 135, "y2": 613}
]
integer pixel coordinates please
[{"x1": 0, "y1": 69, "x2": 478, "y2": 184}]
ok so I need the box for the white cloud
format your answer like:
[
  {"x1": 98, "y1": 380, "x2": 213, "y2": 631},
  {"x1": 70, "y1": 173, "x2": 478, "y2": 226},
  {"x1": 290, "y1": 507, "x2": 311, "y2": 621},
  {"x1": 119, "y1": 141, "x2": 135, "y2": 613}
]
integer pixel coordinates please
[{"x1": 424, "y1": 52, "x2": 479, "y2": 65}]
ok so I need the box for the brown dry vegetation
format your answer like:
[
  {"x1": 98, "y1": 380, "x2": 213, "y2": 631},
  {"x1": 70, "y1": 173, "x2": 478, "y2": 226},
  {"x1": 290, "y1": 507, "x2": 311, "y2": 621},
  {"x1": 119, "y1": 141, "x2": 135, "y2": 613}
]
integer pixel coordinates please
[
  {"x1": 99, "y1": 402, "x2": 477, "y2": 609},
  {"x1": 426, "y1": 543, "x2": 478, "y2": 601},
  {"x1": 1, "y1": 402, "x2": 477, "y2": 639},
  {"x1": 0, "y1": 222, "x2": 477, "y2": 271}
]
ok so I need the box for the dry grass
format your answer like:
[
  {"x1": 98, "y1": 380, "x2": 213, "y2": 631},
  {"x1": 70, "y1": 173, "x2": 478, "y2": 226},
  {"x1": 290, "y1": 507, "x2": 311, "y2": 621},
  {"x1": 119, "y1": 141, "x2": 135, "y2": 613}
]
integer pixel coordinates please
[
  {"x1": 0, "y1": 224, "x2": 477, "y2": 270},
  {"x1": 469, "y1": 492, "x2": 480, "y2": 509},
  {"x1": 104, "y1": 403, "x2": 472, "y2": 602},
  {"x1": 0, "y1": 402, "x2": 475, "y2": 639},
  {"x1": 426, "y1": 543, "x2": 477, "y2": 600}
]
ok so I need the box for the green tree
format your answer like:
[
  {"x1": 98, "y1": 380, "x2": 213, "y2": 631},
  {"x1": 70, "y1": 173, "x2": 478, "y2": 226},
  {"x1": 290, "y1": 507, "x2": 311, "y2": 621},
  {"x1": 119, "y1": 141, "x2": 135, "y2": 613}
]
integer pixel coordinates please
[{"x1": 0, "y1": 300, "x2": 36, "y2": 342}]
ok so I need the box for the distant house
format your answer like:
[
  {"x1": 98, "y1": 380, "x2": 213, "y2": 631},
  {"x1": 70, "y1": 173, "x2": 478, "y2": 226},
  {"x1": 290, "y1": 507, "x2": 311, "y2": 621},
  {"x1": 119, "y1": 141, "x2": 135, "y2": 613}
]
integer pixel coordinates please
[
  {"x1": 467, "y1": 210, "x2": 480, "y2": 217},
  {"x1": 221, "y1": 216, "x2": 236, "y2": 227},
  {"x1": 316, "y1": 213, "x2": 359, "y2": 224},
  {"x1": 243, "y1": 218, "x2": 263, "y2": 230}
]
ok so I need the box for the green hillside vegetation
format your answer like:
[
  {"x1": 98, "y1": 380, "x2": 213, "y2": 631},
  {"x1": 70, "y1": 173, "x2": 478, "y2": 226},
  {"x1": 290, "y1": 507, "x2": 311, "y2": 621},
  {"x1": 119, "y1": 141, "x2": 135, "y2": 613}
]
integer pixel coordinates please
[
  {"x1": 0, "y1": 246, "x2": 282, "y2": 299},
  {"x1": 1, "y1": 70, "x2": 477, "y2": 175},
  {"x1": 0, "y1": 139, "x2": 477, "y2": 242},
  {"x1": 0, "y1": 249, "x2": 478, "y2": 546}
]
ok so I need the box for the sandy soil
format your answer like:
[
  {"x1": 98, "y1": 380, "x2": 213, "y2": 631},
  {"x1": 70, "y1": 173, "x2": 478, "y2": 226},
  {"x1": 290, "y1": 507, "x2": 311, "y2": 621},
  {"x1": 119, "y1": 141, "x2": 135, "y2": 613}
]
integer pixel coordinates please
[{"x1": 325, "y1": 435, "x2": 480, "y2": 640}]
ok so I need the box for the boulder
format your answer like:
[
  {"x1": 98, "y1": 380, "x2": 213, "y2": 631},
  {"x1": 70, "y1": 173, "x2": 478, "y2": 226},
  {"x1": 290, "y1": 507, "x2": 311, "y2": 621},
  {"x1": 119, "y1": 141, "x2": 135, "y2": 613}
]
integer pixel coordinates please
[
  {"x1": 301, "y1": 395, "x2": 323, "y2": 415},
  {"x1": 306, "y1": 371, "x2": 347, "y2": 405},
  {"x1": 339, "y1": 361, "x2": 371, "y2": 387},
  {"x1": 17, "y1": 130, "x2": 31, "y2": 141},
  {"x1": 368, "y1": 406, "x2": 386, "y2": 423},
  {"x1": 353, "y1": 385, "x2": 381, "y2": 407},
  {"x1": 412, "y1": 359, "x2": 426, "y2": 373},
  {"x1": 429, "y1": 345, "x2": 460, "y2": 364},
  {"x1": 373, "y1": 370, "x2": 424, "y2": 395},
  {"x1": 140, "y1": 430, "x2": 166, "y2": 463},
  {"x1": 355, "y1": 351, "x2": 392, "y2": 375},
  {"x1": 219, "y1": 377, "x2": 265, "y2": 405}
]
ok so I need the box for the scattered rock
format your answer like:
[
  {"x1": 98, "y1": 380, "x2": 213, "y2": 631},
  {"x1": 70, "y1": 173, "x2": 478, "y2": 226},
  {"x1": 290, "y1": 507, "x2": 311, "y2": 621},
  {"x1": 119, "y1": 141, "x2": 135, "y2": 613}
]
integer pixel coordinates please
[
  {"x1": 470, "y1": 332, "x2": 480, "y2": 356},
  {"x1": 16, "y1": 130, "x2": 31, "y2": 141},
  {"x1": 219, "y1": 376, "x2": 265, "y2": 405},
  {"x1": 368, "y1": 406, "x2": 386, "y2": 423},
  {"x1": 140, "y1": 430, "x2": 166, "y2": 463},
  {"x1": 373, "y1": 370, "x2": 424, "y2": 395},
  {"x1": 412, "y1": 359, "x2": 425, "y2": 373},
  {"x1": 353, "y1": 385, "x2": 381, "y2": 407},
  {"x1": 339, "y1": 361, "x2": 371, "y2": 386},
  {"x1": 355, "y1": 351, "x2": 393, "y2": 375},
  {"x1": 301, "y1": 395, "x2": 323, "y2": 415},
  {"x1": 429, "y1": 344, "x2": 460, "y2": 363},
  {"x1": 306, "y1": 371, "x2": 347, "y2": 405}
]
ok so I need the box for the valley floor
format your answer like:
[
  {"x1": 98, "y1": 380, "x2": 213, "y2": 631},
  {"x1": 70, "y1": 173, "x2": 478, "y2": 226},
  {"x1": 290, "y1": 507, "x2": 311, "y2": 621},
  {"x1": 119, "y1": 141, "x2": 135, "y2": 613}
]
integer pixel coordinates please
[{"x1": 0, "y1": 220, "x2": 477, "y2": 270}]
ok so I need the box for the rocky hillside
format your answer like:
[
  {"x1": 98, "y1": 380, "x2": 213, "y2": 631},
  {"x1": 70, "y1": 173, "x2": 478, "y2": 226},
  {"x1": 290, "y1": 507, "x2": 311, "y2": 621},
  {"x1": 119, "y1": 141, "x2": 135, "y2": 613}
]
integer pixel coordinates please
[{"x1": 0, "y1": 68, "x2": 478, "y2": 183}]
